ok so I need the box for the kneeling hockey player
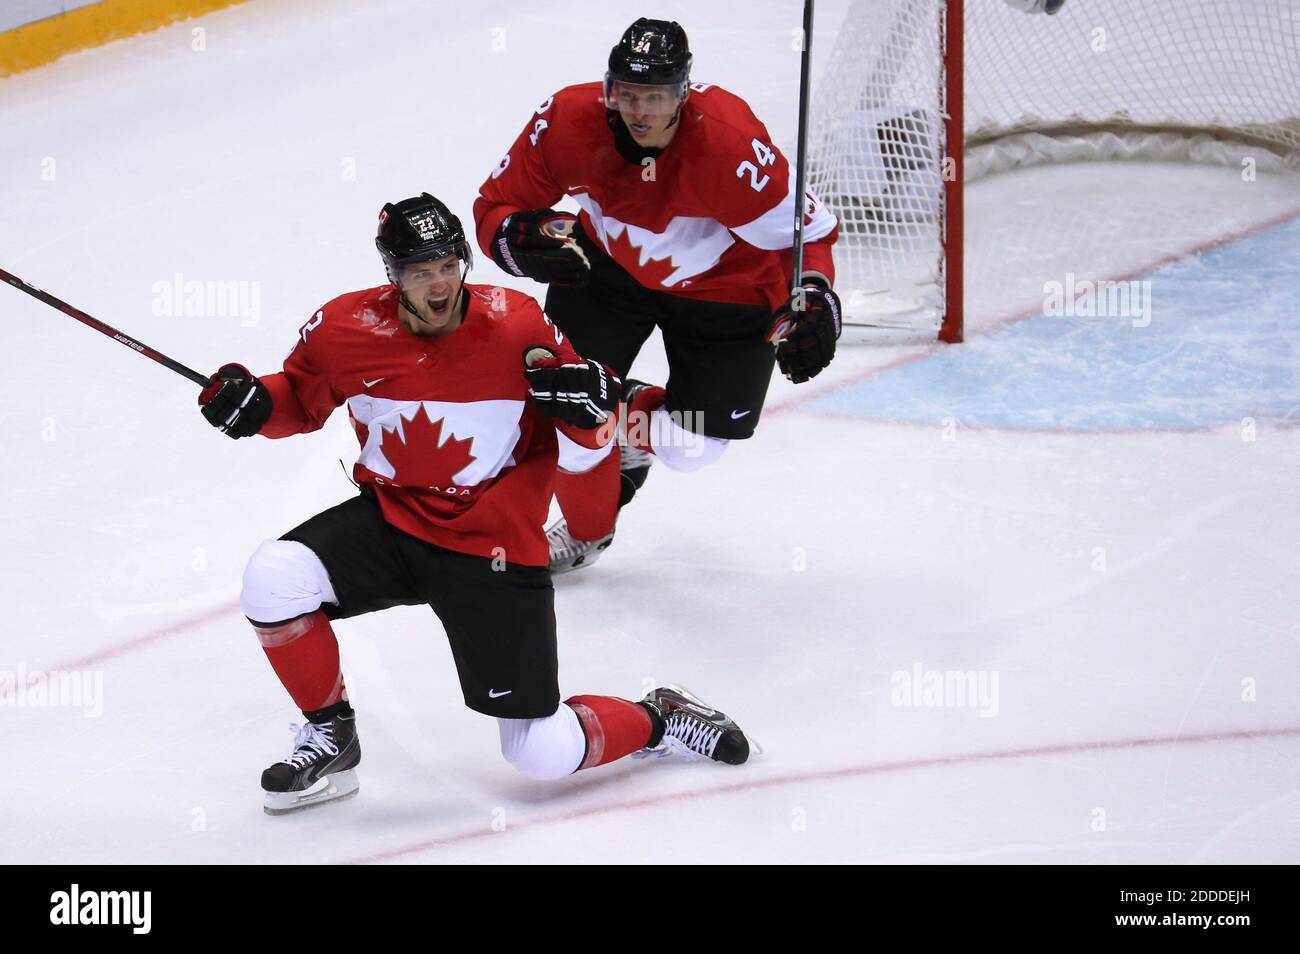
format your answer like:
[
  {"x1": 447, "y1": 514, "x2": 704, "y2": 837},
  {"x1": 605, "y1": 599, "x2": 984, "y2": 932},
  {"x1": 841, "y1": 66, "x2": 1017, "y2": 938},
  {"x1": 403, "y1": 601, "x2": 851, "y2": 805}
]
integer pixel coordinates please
[{"x1": 198, "y1": 193, "x2": 750, "y2": 813}]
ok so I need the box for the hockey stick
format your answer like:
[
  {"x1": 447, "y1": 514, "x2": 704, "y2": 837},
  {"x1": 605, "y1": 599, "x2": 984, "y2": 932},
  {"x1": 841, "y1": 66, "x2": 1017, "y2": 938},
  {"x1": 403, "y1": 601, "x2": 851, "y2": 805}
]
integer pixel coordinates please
[
  {"x1": 770, "y1": 0, "x2": 817, "y2": 345},
  {"x1": 0, "y1": 266, "x2": 213, "y2": 387},
  {"x1": 791, "y1": 0, "x2": 815, "y2": 293}
]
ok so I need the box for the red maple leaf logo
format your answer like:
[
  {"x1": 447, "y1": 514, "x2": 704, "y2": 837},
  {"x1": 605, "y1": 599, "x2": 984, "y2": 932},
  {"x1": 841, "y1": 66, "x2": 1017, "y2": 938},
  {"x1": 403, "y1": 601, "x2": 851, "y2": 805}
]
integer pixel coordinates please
[
  {"x1": 603, "y1": 229, "x2": 688, "y2": 289},
  {"x1": 376, "y1": 404, "x2": 477, "y2": 489}
]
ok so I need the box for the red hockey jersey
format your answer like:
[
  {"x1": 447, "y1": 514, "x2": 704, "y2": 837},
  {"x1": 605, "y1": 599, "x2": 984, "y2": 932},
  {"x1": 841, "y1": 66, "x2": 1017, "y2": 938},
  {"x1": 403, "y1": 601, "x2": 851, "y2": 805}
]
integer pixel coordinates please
[
  {"x1": 258, "y1": 283, "x2": 611, "y2": 567},
  {"x1": 475, "y1": 82, "x2": 839, "y2": 312}
]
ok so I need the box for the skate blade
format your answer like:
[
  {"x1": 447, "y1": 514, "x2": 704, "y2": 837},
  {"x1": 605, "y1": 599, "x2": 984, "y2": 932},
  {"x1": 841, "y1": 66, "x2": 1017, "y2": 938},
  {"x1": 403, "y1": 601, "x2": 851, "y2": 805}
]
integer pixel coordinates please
[
  {"x1": 550, "y1": 554, "x2": 603, "y2": 575},
  {"x1": 263, "y1": 769, "x2": 359, "y2": 816}
]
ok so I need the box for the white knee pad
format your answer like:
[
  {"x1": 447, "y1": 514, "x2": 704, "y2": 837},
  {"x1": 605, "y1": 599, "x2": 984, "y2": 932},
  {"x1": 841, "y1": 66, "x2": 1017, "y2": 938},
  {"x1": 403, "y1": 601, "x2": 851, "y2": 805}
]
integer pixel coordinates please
[
  {"x1": 498, "y1": 705, "x2": 587, "y2": 781},
  {"x1": 239, "y1": 539, "x2": 338, "y2": 624},
  {"x1": 649, "y1": 406, "x2": 729, "y2": 473}
]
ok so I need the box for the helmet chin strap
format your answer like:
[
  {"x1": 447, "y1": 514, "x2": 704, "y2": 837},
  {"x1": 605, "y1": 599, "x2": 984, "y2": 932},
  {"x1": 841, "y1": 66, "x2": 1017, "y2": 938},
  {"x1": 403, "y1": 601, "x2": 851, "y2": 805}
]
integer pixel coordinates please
[
  {"x1": 608, "y1": 109, "x2": 687, "y2": 164},
  {"x1": 605, "y1": 83, "x2": 688, "y2": 152},
  {"x1": 398, "y1": 291, "x2": 420, "y2": 319},
  {"x1": 455, "y1": 259, "x2": 472, "y2": 315},
  {"x1": 398, "y1": 259, "x2": 472, "y2": 326},
  {"x1": 665, "y1": 89, "x2": 688, "y2": 129}
]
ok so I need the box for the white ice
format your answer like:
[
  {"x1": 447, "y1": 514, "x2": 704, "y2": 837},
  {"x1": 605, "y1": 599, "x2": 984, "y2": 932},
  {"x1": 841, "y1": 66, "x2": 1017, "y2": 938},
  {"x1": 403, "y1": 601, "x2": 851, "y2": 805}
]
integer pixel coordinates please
[{"x1": 1, "y1": 0, "x2": 1298, "y2": 864}]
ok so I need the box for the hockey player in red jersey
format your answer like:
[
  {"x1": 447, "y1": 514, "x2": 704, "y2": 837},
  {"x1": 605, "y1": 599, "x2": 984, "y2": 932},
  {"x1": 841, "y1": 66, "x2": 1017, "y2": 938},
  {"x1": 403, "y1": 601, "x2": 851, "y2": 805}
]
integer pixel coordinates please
[
  {"x1": 475, "y1": 18, "x2": 842, "y2": 573},
  {"x1": 198, "y1": 194, "x2": 751, "y2": 814}
]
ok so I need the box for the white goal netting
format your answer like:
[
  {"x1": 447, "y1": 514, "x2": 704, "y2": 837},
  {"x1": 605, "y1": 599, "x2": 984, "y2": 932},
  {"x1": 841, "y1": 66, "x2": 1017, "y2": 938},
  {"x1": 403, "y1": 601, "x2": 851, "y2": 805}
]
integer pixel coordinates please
[{"x1": 807, "y1": 0, "x2": 1300, "y2": 337}]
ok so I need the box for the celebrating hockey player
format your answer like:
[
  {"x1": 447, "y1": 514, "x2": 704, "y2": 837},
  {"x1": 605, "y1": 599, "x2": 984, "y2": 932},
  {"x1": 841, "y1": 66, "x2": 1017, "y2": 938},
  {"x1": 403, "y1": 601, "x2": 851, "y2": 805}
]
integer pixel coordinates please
[
  {"x1": 197, "y1": 193, "x2": 751, "y2": 814},
  {"x1": 475, "y1": 18, "x2": 841, "y2": 573}
]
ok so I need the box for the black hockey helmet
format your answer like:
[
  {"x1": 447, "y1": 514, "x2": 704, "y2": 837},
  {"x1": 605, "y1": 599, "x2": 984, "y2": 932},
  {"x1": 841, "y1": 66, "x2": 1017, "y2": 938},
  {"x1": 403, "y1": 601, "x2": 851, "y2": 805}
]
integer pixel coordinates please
[
  {"x1": 606, "y1": 18, "x2": 692, "y2": 96},
  {"x1": 375, "y1": 193, "x2": 473, "y2": 287}
]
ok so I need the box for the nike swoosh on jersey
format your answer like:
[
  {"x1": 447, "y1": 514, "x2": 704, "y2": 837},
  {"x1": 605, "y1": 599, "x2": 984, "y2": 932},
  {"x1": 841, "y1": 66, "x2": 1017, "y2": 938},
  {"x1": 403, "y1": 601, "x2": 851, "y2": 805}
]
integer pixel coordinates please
[{"x1": 730, "y1": 409, "x2": 752, "y2": 419}]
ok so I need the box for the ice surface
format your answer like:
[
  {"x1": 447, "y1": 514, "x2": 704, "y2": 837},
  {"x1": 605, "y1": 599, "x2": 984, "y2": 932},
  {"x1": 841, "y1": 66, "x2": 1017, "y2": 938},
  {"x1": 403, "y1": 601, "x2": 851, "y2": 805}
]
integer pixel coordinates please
[{"x1": 1, "y1": 0, "x2": 1298, "y2": 863}]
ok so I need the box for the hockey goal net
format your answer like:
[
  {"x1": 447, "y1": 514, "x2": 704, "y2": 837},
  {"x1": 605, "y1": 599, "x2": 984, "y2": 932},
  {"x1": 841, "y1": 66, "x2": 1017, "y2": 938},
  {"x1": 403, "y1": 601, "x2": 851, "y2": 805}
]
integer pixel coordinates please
[{"x1": 808, "y1": 0, "x2": 1300, "y2": 342}]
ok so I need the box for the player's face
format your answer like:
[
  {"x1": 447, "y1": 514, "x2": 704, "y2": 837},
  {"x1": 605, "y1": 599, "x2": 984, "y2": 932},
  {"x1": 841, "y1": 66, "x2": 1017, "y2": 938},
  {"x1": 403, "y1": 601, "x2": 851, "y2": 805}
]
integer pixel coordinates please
[
  {"x1": 396, "y1": 254, "x2": 463, "y2": 336},
  {"x1": 608, "y1": 81, "x2": 682, "y2": 147}
]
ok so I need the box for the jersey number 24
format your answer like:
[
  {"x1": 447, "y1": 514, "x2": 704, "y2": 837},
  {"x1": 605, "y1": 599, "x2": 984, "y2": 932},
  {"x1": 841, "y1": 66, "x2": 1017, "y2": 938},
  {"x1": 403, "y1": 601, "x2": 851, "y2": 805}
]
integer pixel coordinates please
[{"x1": 736, "y1": 138, "x2": 776, "y2": 192}]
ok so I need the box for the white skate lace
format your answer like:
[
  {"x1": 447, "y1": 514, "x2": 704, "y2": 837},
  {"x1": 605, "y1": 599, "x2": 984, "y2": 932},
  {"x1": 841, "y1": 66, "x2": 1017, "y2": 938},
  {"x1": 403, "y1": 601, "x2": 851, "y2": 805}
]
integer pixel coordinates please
[
  {"x1": 546, "y1": 520, "x2": 582, "y2": 561},
  {"x1": 658, "y1": 711, "x2": 723, "y2": 760},
  {"x1": 281, "y1": 721, "x2": 338, "y2": 768},
  {"x1": 668, "y1": 712, "x2": 723, "y2": 758}
]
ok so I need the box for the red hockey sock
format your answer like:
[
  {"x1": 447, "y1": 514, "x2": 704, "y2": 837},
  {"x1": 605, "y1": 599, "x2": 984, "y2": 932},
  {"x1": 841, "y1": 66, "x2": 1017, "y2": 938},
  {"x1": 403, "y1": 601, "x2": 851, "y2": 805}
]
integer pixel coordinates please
[
  {"x1": 555, "y1": 446, "x2": 621, "y2": 542},
  {"x1": 252, "y1": 610, "x2": 347, "y2": 713},
  {"x1": 623, "y1": 385, "x2": 666, "y2": 453},
  {"x1": 565, "y1": 694, "x2": 655, "y2": 770}
]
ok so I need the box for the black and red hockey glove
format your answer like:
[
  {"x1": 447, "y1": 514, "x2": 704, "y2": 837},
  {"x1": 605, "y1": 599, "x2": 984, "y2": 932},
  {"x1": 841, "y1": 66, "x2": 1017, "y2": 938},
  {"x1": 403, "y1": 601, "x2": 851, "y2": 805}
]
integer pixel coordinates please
[
  {"x1": 524, "y1": 349, "x2": 621, "y2": 430},
  {"x1": 198, "y1": 363, "x2": 271, "y2": 438},
  {"x1": 768, "y1": 279, "x2": 842, "y2": 384},
  {"x1": 491, "y1": 209, "x2": 591, "y2": 287}
]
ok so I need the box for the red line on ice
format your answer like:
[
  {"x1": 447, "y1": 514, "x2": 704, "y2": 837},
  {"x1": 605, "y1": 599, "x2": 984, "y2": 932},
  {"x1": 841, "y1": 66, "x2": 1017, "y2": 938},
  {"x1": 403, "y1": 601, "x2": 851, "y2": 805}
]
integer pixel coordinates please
[
  {"x1": 345, "y1": 724, "x2": 1300, "y2": 864},
  {"x1": 37, "y1": 601, "x2": 241, "y2": 677}
]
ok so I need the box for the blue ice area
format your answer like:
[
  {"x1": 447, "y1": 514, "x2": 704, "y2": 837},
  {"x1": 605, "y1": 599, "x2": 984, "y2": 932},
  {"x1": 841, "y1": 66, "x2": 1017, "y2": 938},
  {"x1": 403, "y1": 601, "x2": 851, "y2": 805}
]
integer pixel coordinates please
[{"x1": 812, "y1": 216, "x2": 1300, "y2": 430}]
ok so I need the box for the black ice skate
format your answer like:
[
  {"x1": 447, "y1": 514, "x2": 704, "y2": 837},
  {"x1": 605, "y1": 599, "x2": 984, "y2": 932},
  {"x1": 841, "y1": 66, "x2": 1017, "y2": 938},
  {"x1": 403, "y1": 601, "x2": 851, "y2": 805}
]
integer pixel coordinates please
[
  {"x1": 546, "y1": 517, "x2": 616, "y2": 574},
  {"x1": 261, "y1": 711, "x2": 361, "y2": 815},
  {"x1": 637, "y1": 685, "x2": 751, "y2": 765},
  {"x1": 547, "y1": 381, "x2": 656, "y2": 574}
]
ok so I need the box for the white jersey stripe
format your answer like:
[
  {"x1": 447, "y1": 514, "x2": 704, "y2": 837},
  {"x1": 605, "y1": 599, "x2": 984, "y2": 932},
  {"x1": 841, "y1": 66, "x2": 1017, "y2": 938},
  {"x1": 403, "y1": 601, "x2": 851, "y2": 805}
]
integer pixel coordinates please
[
  {"x1": 556, "y1": 428, "x2": 615, "y2": 475},
  {"x1": 730, "y1": 169, "x2": 838, "y2": 251}
]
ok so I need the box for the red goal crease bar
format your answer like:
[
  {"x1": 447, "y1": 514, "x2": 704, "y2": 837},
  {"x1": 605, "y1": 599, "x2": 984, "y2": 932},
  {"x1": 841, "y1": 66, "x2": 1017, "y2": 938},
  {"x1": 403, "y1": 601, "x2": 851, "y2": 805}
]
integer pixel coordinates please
[{"x1": 0, "y1": 0, "x2": 256, "y2": 77}]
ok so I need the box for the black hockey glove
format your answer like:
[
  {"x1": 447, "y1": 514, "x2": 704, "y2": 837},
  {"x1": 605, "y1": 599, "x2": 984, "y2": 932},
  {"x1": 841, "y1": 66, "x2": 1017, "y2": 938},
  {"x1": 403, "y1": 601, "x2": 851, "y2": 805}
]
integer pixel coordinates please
[
  {"x1": 524, "y1": 350, "x2": 622, "y2": 429},
  {"x1": 768, "y1": 280, "x2": 842, "y2": 384},
  {"x1": 491, "y1": 209, "x2": 591, "y2": 287},
  {"x1": 198, "y1": 363, "x2": 272, "y2": 438}
]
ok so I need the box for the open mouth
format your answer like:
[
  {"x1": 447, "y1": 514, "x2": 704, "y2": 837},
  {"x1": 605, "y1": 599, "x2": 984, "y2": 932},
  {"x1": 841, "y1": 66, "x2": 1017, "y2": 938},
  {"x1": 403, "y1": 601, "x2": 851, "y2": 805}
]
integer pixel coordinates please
[
  {"x1": 629, "y1": 121, "x2": 652, "y2": 136},
  {"x1": 427, "y1": 294, "x2": 450, "y2": 315}
]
